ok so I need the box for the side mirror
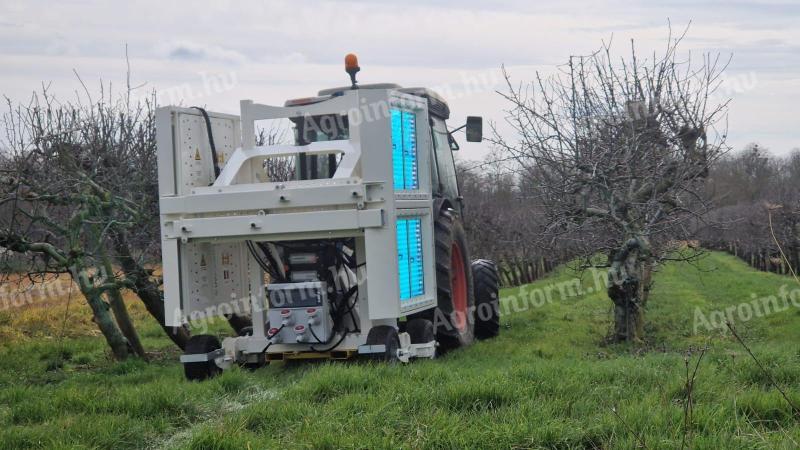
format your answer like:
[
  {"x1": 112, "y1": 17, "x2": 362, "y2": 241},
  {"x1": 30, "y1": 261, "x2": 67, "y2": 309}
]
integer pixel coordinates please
[{"x1": 466, "y1": 116, "x2": 483, "y2": 142}]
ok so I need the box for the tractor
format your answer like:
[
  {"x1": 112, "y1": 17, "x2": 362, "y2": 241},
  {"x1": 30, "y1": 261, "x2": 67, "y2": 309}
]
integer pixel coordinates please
[{"x1": 156, "y1": 54, "x2": 500, "y2": 380}]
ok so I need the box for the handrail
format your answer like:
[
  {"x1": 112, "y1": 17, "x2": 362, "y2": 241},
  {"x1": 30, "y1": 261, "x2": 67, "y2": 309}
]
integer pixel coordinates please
[{"x1": 213, "y1": 140, "x2": 360, "y2": 187}]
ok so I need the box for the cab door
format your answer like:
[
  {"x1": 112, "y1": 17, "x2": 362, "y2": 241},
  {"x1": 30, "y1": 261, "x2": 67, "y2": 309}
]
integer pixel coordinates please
[{"x1": 430, "y1": 117, "x2": 462, "y2": 213}]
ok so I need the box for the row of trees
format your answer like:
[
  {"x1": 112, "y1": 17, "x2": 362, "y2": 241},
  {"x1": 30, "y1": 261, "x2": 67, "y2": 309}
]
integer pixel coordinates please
[
  {"x1": 460, "y1": 144, "x2": 800, "y2": 288},
  {"x1": 700, "y1": 145, "x2": 800, "y2": 275},
  {"x1": 460, "y1": 133, "x2": 799, "y2": 346},
  {"x1": 458, "y1": 166, "x2": 568, "y2": 287}
]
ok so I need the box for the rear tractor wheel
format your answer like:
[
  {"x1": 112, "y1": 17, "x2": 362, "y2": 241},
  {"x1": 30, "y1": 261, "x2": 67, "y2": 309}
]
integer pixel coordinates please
[
  {"x1": 410, "y1": 208, "x2": 475, "y2": 352},
  {"x1": 472, "y1": 259, "x2": 500, "y2": 339}
]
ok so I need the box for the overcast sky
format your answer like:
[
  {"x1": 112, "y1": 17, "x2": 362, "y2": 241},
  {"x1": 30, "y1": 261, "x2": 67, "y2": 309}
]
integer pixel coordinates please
[{"x1": 1, "y1": 0, "x2": 798, "y2": 160}]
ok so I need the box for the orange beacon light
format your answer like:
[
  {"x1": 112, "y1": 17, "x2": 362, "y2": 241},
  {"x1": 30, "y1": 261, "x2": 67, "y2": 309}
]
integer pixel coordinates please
[{"x1": 345, "y1": 53, "x2": 360, "y2": 89}]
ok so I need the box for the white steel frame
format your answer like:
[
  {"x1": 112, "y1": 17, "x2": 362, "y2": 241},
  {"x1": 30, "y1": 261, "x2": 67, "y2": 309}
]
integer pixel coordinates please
[{"x1": 157, "y1": 88, "x2": 438, "y2": 361}]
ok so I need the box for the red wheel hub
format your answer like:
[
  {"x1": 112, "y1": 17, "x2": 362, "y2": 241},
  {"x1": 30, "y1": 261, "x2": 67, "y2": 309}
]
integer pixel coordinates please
[{"x1": 450, "y1": 242, "x2": 468, "y2": 332}]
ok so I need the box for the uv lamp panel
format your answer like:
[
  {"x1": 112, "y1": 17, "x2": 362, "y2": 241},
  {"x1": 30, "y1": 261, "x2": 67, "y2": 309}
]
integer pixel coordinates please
[
  {"x1": 174, "y1": 111, "x2": 248, "y2": 318},
  {"x1": 181, "y1": 241, "x2": 250, "y2": 316},
  {"x1": 395, "y1": 213, "x2": 433, "y2": 315},
  {"x1": 176, "y1": 114, "x2": 238, "y2": 195},
  {"x1": 396, "y1": 217, "x2": 424, "y2": 302}
]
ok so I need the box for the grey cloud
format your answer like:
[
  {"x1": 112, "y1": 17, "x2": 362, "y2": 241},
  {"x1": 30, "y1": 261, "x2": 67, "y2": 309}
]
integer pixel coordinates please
[{"x1": 158, "y1": 41, "x2": 247, "y2": 64}]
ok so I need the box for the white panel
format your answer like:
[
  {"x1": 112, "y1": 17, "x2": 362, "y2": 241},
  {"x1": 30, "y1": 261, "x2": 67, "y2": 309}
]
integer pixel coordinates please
[
  {"x1": 169, "y1": 110, "x2": 249, "y2": 320},
  {"x1": 161, "y1": 238, "x2": 183, "y2": 326},
  {"x1": 155, "y1": 108, "x2": 176, "y2": 197},
  {"x1": 357, "y1": 90, "x2": 402, "y2": 320},
  {"x1": 176, "y1": 114, "x2": 238, "y2": 195}
]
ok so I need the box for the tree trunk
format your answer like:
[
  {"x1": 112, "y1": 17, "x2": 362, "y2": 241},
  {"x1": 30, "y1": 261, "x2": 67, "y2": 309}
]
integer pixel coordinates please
[
  {"x1": 499, "y1": 265, "x2": 513, "y2": 287},
  {"x1": 74, "y1": 268, "x2": 130, "y2": 360},
  {"x1": 111, "y1": 229, "x2": 191, "y2": 350},
  {"x1": 105, "y1": 286, "x2": 147, "y2": 358},
  {"x1": 607, "y1": 239, "x2": 647, "y2": 343},
  {"x1": 509, "y1": 261, "x2": 521, "y2": 286},
  {"x1": 519, "y1": 260, "x2": 531, "y2": 284},
  {"x1": 101, "y1": 256, "x2": 147, "y2": 358},
  {"x1": 639, "y1": 259, "x2": 654, "y2": 306},
  {"x1": 525, "y1": 260, "x2": 536, "y2": 283}
]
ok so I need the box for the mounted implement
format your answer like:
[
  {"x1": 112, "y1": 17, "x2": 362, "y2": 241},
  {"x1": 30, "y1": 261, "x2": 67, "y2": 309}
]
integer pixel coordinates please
[{"x1": 156, "y1": 55, "x2": 500, "y2": 379}]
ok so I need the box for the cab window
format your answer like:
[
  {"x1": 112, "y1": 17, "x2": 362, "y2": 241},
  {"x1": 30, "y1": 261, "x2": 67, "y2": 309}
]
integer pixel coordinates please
[
  {"x1": 291, "y1": 114, "x2": 348, "y2": 180},
  {"x1": 431, "y1": 118, "x2": 459, "y2": 200}
]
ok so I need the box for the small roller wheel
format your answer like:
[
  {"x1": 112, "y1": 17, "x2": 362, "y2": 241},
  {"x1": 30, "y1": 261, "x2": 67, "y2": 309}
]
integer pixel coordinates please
[
  {"x1": 406, "y1": 318, "x2": 435, "y2": 344},
  {"x1": 406, "y1": 317, "x2": 436, "y2": 359},
  {"x1": 183, "y1": 334, "x2": 222, "y2": 381},
  {"x1": 365, "y1": 325, "x2": 400, "y2": 362}
]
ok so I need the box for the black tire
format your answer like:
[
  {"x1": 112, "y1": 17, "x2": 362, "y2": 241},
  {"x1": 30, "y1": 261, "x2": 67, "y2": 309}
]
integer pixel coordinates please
[
  {"x1": 241, "y1": 353, "x2": 268, "y2": 371},
  {"x1": 183, "y1": 335, "x2": 222, "y2": 381},
  {"x1": 406, "y1": 318, "x2": 435, "y2": 344},
  {"x1": 472, "y1": 259, "x2": 500, "y2": 340},
  {"x1": 365, "y1": 325, "x2": 400, "y2": 362},
  {"x1": 225, "y1": 313, "x2": 253, "y2": 336},
  {"x1": 412, "y1": 209, "x2": 475, "y2": 351}
]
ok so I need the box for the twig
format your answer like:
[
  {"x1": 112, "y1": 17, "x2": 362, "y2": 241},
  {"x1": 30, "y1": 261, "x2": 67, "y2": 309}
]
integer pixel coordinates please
[
  {"x1": 611, "y1": 405, "x2": 650, "y2": 449},
  {"x1": 680, "y1": 345, "x2": 707, "y2": 449},
  {"x1": 726, "y1": 321, "x2": 800, "y2": 417},
  {"x1": 767, "y1": 208, "x2": 800, "y2": 286}
]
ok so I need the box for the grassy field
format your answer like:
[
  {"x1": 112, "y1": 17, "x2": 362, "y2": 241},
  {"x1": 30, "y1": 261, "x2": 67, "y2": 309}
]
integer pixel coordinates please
[{"x1": 2, "y1": 251, "x2": 800, "y2": 449}]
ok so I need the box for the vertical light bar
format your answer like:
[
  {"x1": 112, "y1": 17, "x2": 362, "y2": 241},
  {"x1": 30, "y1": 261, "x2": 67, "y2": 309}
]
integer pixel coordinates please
[
  {"x1": 396, "y1": 218, "x2": 411, "y2": 300},
  {"x1": 390, "y1": 108, "x2": 418, "y2": 191},
  {"x1": 391, "y1": 109, "x2": 405, "y2": 190},
  {"x1": 407, "y1": 218, "x2": 424, "y2": 297},
  {"x1": 402, "y1": 111, "x2": 418, "y2": 189}
]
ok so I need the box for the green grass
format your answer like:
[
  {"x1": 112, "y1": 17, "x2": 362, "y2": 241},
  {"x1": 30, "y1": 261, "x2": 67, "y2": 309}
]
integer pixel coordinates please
[{"x1": 2, "y1": 251, "x2": 800, "y2": 449}]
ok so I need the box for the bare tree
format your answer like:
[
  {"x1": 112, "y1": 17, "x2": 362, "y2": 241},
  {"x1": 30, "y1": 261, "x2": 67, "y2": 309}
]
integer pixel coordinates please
[
  {"x1": 491, "y1": 29, "x2": 730, "y2": 342},
  {"x1": 0, "y1": 84, "x2": 190, "y2": 358},
  {"x1": 256, "y1": 127, "x2": 295, "y2": 182}
]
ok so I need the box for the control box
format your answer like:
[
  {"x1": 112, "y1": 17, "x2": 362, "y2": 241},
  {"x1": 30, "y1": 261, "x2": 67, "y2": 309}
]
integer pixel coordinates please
[{"x1": 266, "y1": 282, "x2": 333, "y2": 345}]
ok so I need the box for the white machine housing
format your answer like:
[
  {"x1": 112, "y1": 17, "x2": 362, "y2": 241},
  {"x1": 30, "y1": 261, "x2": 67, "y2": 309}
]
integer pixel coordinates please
[{"x1": 157, "y1": 86, "x2": 440, "y2": 361}]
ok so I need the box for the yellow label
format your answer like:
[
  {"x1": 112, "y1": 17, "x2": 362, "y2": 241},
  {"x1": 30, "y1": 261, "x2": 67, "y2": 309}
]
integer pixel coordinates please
[{"x1": 194, "y1": 148, "x2": 202, "y2": 160}]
